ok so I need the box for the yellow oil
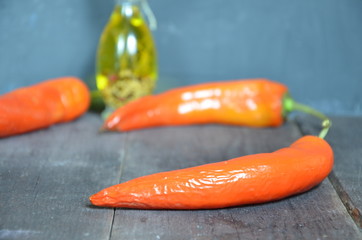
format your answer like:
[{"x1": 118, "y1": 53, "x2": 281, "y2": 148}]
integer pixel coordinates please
[{"x1": 96, "y1": 2, "x2": 158, "y2": 109}]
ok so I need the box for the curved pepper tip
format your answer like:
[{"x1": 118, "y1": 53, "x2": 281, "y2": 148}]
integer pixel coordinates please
[
  {"x1": 89, "y1": 195, "x2": 100, "y2": 207},
  {"x1": 89, "y1": 191, "x2": 106, "y2": 207}
]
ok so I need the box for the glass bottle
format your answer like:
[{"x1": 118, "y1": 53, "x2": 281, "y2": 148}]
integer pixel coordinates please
[{"x1": 96, "y1": 0, "x2": 158, "y2": 110}]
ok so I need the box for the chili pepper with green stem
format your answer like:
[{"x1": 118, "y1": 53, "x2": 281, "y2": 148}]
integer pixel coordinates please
[
  {"x1": 89, "y1": 131, "x2": 333, "y2": 209},
  {"x1": 101, "y1": 78, "x2": 331, "y2": 136}
]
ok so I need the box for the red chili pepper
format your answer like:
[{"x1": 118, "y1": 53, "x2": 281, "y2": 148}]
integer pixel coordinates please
[
  {"x1": 0, "y1": 77, "x2": 90, "y2": 137},
  {"x1": 102, "y1": 79, "x2": 288, "y2": 131},
  {"x1": 89, "y1": 135, "x2": 334, "y2": 209}
]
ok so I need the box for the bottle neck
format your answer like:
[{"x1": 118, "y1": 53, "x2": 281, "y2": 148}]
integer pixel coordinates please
[
  {"x1": 115, "y1": 0, "x2": 157, "y2": 30},
  {"x1": 115, "y1": 0, "x2": 144, "y2": 5}
]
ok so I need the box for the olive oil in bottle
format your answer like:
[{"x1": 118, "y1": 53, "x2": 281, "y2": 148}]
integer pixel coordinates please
[{"x1": 96, "y1": 0, "x2": 158, "y2": 110}]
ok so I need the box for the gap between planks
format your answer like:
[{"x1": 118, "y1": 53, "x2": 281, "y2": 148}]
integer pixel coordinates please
[
  {"x1": 294, "y1": 116, "x2": 362, "y2": 230},
  {"x1": 108, "y1": 132, "x2": 130, "y2": 240},
  {"x1": 328, "y1": 171, "x2": 362, "y2": 228}
]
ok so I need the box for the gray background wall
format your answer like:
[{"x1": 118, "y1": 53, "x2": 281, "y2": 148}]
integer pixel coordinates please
[{"x1": 0, "y1": 0, "x2": 361, "y2": 115}]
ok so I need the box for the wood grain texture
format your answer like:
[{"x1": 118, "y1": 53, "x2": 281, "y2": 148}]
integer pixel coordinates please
[
  {"x1": 109, "y1": 121, "x2": 362, "y2": 240},
  {"x1": 297, "y1": 115, "x2": 362, "y2": 228},
  {"x1": 113, "y1": 181, "x2": 360, "y2": 240},
  {"x1": 1, "y1": 114, "x2": 361, "y2": 240},
  {"x1": 0, "y1": 113, "x2": 125, "y2": 240}
]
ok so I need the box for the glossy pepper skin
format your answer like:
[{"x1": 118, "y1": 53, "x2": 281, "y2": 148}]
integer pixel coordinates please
[
  {"x1": 102, "y1": 79, "x2": 288, "y2": 131},
  {"x1": 0, "y1": 77, "x2": 90, "y2": 138},
  {"x1": 90, "y1": 135, "x2": 334, "y2": 209}
]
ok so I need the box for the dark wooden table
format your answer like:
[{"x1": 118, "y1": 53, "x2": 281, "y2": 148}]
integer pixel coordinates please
[{"x1": 1, "y1": 113, "x2": 361, "y2": 240}]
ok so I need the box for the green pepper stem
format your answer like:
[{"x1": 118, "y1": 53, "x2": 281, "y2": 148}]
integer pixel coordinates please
[{"x1": 283, "y1": 94, "x2": 331, "y2": 139}]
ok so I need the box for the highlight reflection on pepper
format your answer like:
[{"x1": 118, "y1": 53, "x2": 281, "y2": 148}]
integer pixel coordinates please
[{"x1": 178, "y1": 99, "x2": 221, "y2": 114}]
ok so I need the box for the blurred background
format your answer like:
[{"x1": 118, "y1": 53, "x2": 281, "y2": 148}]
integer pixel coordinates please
[{"x1": 0, "y1": 0, "x2": 361, "y2": 115}]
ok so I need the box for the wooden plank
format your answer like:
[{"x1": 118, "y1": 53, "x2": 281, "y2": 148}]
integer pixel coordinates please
[
  {"x1": 1, "y1": 115, "x2": 361, "y2": 239},
  {"x1": 0, "y1": 113, "x2": 125, "y2": 240},
  {"x1": 297, "y1": 115, "x2": 362, "y2": 228},
  {"x1": 109, "y1": 122, "x2": 362, "y2": 239}
]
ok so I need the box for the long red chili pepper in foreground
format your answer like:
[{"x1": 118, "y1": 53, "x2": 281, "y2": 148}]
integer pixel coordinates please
[
  {"x1": 89, "y1": 135, "x2": 334, "y2": 209},
  {"x1": 0, "y1": 77, "x2": 90, "y2": 138}
]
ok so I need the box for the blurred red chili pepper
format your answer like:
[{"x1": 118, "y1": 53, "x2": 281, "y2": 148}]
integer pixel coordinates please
[
  {"x1": 102, "y1": 79, "x2": 291, "y2": 131},
  {"x1": 0, "y1": 77, "x2": 90, "y2": 137}
]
